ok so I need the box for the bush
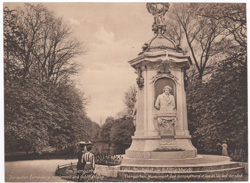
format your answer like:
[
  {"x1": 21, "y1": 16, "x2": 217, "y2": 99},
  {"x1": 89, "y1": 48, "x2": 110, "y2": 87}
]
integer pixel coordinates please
[
  {"x1": 94, "y1": 153, "x2": 123, "y2": 166},
  {"x1": 187, "y1": 57, "x2": 247, "y2": 154},
  {"x1": 230, "y1": 149, "x2": 248, "y2": 162}
]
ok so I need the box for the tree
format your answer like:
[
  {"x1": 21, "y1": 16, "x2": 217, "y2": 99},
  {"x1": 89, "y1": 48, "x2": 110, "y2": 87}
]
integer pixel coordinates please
[
  {"x1": 187, "y1": 53, "x2": 247, "y2": 154},
  {"x1": 4, "y1": 4, "x2": 81, "y2": 84},
  {"x1": 5, "y1": 79, "x2": 51, "y2": 153},
  {"x1": 89, "y1": 122, "x2": 101, "y2": 142},
  {"x1": 4, "y1": 7, "x2": 24, "y2": 85},
  {"x1": 46, "y1": 82, "x2": 89, "y2": 150},
  {"x1": 184, "y1": 3, "x2": 247, "y2": 155},
  {"x1": 107, "y1": 85, "x2": 137, "y2": 154},
  {"x1": 197, "y1": 3, "x2": 246, "y2": 51},
  {"x1": 117, "y1": 85, "x2": 137, "y2": 118},
  {"x1": 166, "y1": 3, "x2": 228, "y2": 80},
  {"x1": 4, "y1": 4, "x2": 96, "y2": 154},
  {"x1": 100, "y1": 117, "x2": 115, "y2": 142},
  {"x1": 110, "y1": 117, "x2": 135, "y2": 154}
]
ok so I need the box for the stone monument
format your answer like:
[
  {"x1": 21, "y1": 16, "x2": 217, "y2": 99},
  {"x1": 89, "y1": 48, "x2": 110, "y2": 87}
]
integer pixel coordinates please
[
  {"x1": 122, "y1": 3, "x2": 197, "y2": 162},
  {"x1": 118, "y1": 3, "x2": 244, "y2": 180}
]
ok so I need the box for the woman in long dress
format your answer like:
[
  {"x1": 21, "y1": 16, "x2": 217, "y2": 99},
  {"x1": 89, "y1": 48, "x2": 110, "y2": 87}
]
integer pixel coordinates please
[{"x1": 222, "y1": 141, "x2": 228, "y2": 156}]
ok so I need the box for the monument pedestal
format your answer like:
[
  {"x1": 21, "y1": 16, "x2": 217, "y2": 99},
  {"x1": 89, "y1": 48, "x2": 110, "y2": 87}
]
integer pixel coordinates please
[{"x1": 125, "y1": 134, "x2": 196, "y2": 161}]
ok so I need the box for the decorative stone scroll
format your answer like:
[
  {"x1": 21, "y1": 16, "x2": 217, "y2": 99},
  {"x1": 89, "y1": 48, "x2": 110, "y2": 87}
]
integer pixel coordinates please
[{"x1": 154, "y1": 115, "x2": 177, "y2": 136}]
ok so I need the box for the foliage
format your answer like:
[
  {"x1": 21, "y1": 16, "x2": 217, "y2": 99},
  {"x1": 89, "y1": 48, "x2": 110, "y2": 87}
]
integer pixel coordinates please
[
  {"x1": 4, "y1": 4, "x2": 81, "y2": 83},
  {"x1": 187, "y1": 53, "x2": 247, "y2": 154},
  {"x1": 196, "y1": 3, "x2": 246, "y2": 50},
  {"x1": 97, "y1": 86, "x2": 137, "y2": 154},
  {"x1": 165, "y1": 3, "x2": 246, "y2": 81},
  {"x1": 100, "y1": 117, "x2": 115, "y2": 142},
  {"x1": 110, "y1": 117, "x2": 135, "y2": 146},
  {"x1": 4, "y1": 4, "x2": 97, "y2": 154},
  {"x1": 4, "y1": 76, "x2": 95, "y2": 153},
  {"x1": 98, "y1": 116, "x2": 135, "y2": 154},
  {"x1": 94, "y1": 153, "x2": 123, "y2": 166},
  {"x1": 5, "y1": 78, "x2": 50, "y2": 153},
  {"x1": 165, "y1": 3, "x2": 228, "y2": 80},
  {"x1": 230, "y1": 149, "x2": 248, "y2": 162},
  {"x1": 117, "y1": 85, "x2": 137, "y2": 118},
  {"x1": 90, "y1": 122, "x2": 102, "y2": 142},
  {"x1": 185, "y1": 3, "x2": 247, "y2": 155}
]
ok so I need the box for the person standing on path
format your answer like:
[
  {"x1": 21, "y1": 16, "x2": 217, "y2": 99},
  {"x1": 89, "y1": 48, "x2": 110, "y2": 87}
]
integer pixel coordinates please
[
  {"x1": 81, "y1": 142, "x2": 95, "y2": 182},
  {"x1": 221, "y1": 141, "x2": 228, "y2": 156},
  {"x1": 77, "y1": 141, "x2": 93, "y2": 182}
]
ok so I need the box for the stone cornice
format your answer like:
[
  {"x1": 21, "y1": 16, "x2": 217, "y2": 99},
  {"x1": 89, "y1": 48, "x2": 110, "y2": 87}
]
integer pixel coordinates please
[{"x1": 128, "y1": 51, "x2": 192, "y2": 69}]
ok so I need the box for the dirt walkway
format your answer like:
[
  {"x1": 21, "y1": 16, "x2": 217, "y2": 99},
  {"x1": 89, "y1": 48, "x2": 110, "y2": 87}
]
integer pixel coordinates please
[{"x1": 5, "y1": 159, "x2": 77, "y2": 182}]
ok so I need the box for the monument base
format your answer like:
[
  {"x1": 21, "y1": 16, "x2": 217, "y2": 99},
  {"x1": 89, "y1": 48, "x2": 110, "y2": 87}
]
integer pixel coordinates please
[
  {"x1": 125, "y1": 135, "x2": 197, "y2": 160},
  {"x1": 121, "y1": 137, "x2": 244, "y2": 180}
]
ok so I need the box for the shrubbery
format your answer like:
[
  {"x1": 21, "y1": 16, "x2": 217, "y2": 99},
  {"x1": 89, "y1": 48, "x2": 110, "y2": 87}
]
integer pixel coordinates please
[
  {"x1": 187, "y1": 54, "x2": 247, "y2": 156},
  {"x1": 95, "y1": 117, "x2": 135, "y2": 155},
  {"x1": 94, "y1": 153, "x2": 123, "y2": 166},
  {"x1": 230, "y1": 149, "x2": 248, "y2": 162},
  {"x1": 4, "y1": 4, "x2": 100, "y2": 155}
]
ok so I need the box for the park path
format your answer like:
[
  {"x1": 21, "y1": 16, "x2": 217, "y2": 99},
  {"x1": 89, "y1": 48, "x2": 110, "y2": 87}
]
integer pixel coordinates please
[{"x1": 5, "y1": 158, "x2": 78, "y2": 182}]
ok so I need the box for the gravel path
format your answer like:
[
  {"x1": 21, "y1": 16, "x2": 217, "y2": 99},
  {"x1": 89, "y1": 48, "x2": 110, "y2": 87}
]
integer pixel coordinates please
[{"x1": 5, "y1": 159, "x2": 78, "y2": 182}]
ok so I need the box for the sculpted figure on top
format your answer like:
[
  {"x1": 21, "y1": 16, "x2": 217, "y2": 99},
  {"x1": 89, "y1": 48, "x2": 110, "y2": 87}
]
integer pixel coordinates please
[{"x1": 146, "y1": 3, "x2": 170, "y2": 25}]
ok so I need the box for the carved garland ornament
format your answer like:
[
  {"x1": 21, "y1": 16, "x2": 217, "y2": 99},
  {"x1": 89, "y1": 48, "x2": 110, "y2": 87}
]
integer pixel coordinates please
[{"x1": 136, "y1": 67, "x2": 144, "y2": 90}]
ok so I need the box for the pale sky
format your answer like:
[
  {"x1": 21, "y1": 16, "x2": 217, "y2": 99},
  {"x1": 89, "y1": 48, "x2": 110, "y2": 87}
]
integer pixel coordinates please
[{"x1": 4, "y1": 2, "x2": 154, "y2": 124}]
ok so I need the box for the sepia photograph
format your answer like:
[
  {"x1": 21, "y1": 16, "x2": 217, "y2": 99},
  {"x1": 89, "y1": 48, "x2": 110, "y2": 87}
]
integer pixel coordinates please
[{"x1": 3, "y1": 1, "x2": 247, "y2": 182}]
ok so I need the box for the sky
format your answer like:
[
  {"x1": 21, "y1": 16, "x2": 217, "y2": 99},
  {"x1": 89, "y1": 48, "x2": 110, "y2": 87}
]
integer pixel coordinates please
[{"x1": 4, "y1": 2, "x2": 155, "y2": 124}]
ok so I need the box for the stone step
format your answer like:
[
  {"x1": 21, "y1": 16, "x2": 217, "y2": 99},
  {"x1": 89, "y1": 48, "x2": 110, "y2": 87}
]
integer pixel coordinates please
[
  {"x1": 118, "y1": 167, "x2": 245, "y2": 181},
  {"x1": 120, "y1": 162, "x2": 240, "y2": 172}
]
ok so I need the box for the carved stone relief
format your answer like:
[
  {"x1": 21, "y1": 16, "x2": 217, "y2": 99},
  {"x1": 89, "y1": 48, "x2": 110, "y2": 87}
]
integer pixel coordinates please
[
  {"x1": 157, "y1": 59, "x2": 172, "y2": 74},
  {"x1": 154, "y1": 116, "x2": 177, "y2": 136}
]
